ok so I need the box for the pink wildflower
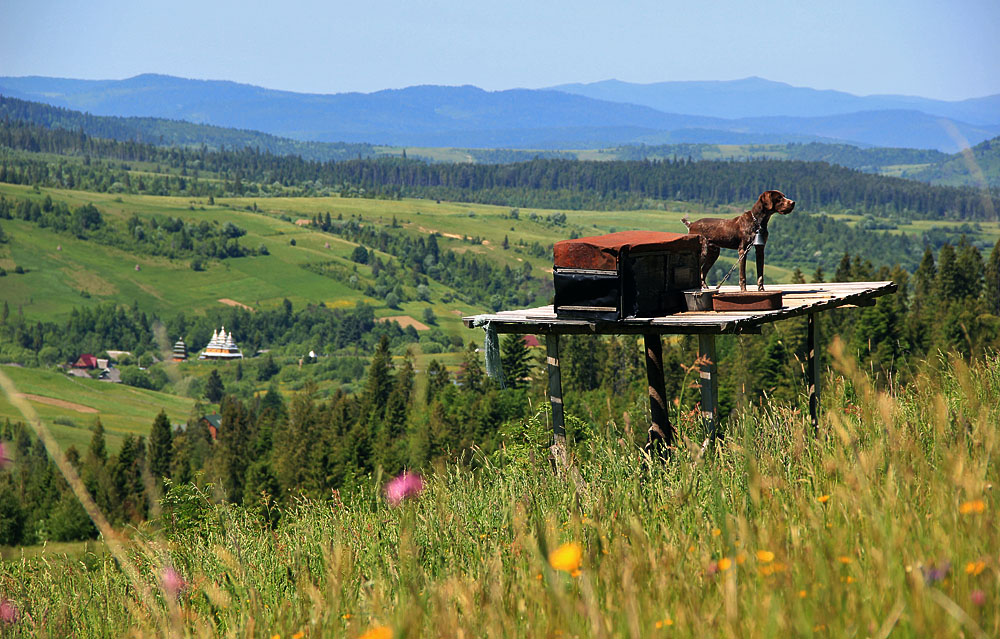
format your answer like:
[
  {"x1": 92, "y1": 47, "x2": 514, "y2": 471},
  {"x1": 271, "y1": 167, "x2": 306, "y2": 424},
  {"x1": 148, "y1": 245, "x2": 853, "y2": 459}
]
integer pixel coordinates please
[
  {"x1": 0, "y1": 442, "x2": 10, "y2": 469},
  {"x1": 0, "y1": 597, "x2": 18, "y2": 624},
  {"x1": 970, "y1": 590, "x2": 986, "y2": 607},
  {"x1": 385, "y1": 472, "x2": 424, "y2": 505},
  {"x1": 160, "y1": 566, "x2": 185, "y2": 598}
]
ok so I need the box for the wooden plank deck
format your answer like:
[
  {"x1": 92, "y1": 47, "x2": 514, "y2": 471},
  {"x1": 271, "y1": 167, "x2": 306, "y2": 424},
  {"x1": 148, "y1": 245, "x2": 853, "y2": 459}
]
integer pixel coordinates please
[{"x1": 463, "y1": 281, "x2": 897, "y2": 335}]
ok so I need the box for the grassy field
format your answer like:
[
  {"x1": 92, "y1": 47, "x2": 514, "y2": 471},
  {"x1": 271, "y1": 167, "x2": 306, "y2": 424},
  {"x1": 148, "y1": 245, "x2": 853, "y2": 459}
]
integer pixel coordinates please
[
  {"x1": 0, "y1": 364, "x2": 194, "y2": 452},
  {"x1": 0, "y1": 347, "x2": 996, "y2": 638}
]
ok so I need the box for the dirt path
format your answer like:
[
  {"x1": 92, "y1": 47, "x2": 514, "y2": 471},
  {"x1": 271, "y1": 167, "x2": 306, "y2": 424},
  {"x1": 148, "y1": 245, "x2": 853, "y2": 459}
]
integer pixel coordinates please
[
  {"x1": 219, "y1": 298, "x2": 254, "y2": 311},
  {"x1": 379, "y1": 315, "x2": 430, "y2": 331},
  {"x1": 20, "y1": 394, "x2": 98, "y2": 413}
]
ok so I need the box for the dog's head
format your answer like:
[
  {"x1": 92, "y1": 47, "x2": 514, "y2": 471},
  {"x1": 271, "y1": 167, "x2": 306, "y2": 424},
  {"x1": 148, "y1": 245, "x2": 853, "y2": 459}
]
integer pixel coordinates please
[{"x1": 753, "y1": 190, "x2": 796, "y2": 216}]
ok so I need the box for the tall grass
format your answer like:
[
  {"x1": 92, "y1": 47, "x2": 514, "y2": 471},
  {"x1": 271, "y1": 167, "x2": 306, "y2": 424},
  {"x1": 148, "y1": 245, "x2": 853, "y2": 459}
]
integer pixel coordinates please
[{"x1": 1, "y1": 345, "x2": 998, "y2": 638}]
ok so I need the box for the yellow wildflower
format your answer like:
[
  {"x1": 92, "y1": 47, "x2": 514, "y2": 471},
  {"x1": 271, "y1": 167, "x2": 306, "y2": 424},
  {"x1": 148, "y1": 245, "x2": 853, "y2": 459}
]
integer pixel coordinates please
[
  {"x1": 718, "y1": 557, "x2": 732, "y2": 571},
  {"x1": 292, "y1": 632, "x2": 304, "y2": 639},
  {"x1": 798, "y1": 590, "x2": 808, "y2": 598},
  {"x1": 757, "y1": 550, "x2": 775, "y2": 563},
  {"x1": 735, "y1": 551, "x2": 748, "y2": 565},
  {"x1": 655, "y1": 618, "x2": 674, "y2": 628},
  {"x1": 359, "y1": 627, "x2": 393, "y2": 639},
  {"x1": 817, "y1": 494, "x2": 830, "y2": 503},
  {"x1": 965, "y1": 560, "x2": 986, "y2": 576},
  {"x1": 837, "y1": 555, "x2": 853, "y2": 564},
  {"x1": 549, "y1": 542, "x2": 583, "y2": 577},
  {"x1": 711, "y1": 528, "x2": 722, "y2": 537},
  {"x1": 960, "y1": 499, "x2": 986, "y2": 515}
]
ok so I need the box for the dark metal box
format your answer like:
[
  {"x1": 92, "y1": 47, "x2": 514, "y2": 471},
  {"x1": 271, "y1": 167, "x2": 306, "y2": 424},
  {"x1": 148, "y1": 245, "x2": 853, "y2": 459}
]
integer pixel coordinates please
[{"x1": 553, "y1": 231, "x2": 702, "y2": 320}]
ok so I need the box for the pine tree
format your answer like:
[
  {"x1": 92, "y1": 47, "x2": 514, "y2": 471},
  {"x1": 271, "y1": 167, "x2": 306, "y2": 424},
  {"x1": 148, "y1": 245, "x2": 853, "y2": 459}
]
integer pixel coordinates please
[
  {"x1": 361, "y1": 335, "x2": 394, "y2": 419},
  {"x1": 936, "y1": 243, "x2": 960, "y2": 301},
  {"x1": 983, "y1": 238, "x2": 1000, "y2": 315},
  {"x1": 204, "y1": 368, "x2": 225, "y2": 403},
  {"x1": 88, "y1": 419, "x2": 107, "y2": 464},
  {"x1": 425, "y1": 359, "x2": 450, "y2": 405},
  {"x1": 215, "y1": 396, "x2": 252, "y2": 503},
  {"x1": 500, "y1": 334, "x2": 531, "y2": 389},
  {"x1": 458, "y1": 342, "x2": 483, "y2": 393},
  {"x1": 148, "y1": 410, "x2": 173, "y2": 485}
]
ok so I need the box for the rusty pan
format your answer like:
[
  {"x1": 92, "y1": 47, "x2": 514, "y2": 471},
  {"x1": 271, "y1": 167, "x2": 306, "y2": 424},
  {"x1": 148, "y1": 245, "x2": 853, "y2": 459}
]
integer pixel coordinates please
[{"x1": 712, "y1": 290, "x2": 783, "y2": 311}]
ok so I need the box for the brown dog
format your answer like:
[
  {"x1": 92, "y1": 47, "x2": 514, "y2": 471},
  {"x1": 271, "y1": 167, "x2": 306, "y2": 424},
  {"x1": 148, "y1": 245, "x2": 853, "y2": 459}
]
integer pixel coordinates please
[{"x1": 681, "y1": 190, "x2": 795, "y2": 291}]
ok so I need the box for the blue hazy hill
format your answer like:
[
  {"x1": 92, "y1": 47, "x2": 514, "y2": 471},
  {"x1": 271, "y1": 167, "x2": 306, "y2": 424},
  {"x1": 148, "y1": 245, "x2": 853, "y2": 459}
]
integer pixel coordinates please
[{"x1": 1, "y1": 74, "x2": 997, "y2": 151}]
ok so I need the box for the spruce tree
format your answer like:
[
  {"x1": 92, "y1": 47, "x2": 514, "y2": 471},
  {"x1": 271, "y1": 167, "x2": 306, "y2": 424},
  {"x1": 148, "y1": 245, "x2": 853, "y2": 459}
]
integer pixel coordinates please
[
  {"x1": 500, "y1": 334, "x2": 531, "y2": 390},
  {"x1": 983, "y1": 238, "x2": 1000, "y2": 315},
  {"x1": 204, "y1": 368, "x2": 225, "y2": 403},
  {"x1": 148, "y1": 410, "x2": 173, "y2": 485},
  {"x1": 424, "y1": 359, "x2": 450, "y2": 404}
]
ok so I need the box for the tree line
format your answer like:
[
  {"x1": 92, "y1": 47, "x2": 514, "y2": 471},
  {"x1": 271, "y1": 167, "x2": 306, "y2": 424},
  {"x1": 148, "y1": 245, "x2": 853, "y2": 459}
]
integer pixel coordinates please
[{"x1": 3, "y1": 116, "x2": 998, "y2": 219}]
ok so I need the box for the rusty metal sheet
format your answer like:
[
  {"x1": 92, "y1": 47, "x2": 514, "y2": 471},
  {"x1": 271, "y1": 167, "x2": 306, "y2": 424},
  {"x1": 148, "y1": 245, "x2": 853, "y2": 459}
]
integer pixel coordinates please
[{"x1": 553, "y1": 231, "x2": 701, "y2": 271}]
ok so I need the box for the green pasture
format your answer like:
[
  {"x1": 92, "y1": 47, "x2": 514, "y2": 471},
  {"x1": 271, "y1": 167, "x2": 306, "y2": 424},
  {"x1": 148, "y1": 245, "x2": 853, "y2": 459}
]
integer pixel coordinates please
[
  {"x1": 0, "y1": 364, "x2": 194, "y2": 453},
  {"x1": 0, "y1": 183, "x2": 806, "y2": 329}
]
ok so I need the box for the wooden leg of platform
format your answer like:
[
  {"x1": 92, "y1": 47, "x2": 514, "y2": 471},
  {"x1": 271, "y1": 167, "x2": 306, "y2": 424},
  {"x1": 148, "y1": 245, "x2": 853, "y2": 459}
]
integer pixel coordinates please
[
  {"x1": 546, "y1": 335, "x2": 568, "y2": 466},
  {"x1": 643, "y1": 333, "x2": 673, "y2": 457},
  {"x1": 699, "y1": 334, "x2": 719, "y2": 439},
  {"x1": 808, "y1": 312, "x2": 820, "y2": 433}
]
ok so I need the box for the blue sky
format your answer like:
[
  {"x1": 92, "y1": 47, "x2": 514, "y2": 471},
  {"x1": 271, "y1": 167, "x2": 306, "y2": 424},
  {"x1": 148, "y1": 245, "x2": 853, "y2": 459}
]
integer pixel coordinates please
[{"x1": 1, "y1": 0, "x2": 998, "y2": 100}]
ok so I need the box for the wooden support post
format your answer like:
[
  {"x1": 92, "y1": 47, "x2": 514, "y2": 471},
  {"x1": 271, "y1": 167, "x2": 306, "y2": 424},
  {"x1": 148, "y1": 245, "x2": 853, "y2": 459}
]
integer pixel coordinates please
[
  {"x1": 808, "y1": 312, "x2": 820, "y2": 433},
  {"x1": 699, "y1": 333, "x2": 719, "y2": 438},
  {"x1": 546, "y1": 334, "x2": 567, "y2": 465},
  {"x1": 643, "y1": 333, "x2": 673, "y2": 457}
]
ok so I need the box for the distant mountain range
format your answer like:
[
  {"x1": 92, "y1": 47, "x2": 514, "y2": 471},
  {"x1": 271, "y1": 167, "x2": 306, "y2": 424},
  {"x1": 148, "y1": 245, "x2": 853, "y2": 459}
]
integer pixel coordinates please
[{"x1": 1, "y1": 74, "x2": 998, "y2": 152}]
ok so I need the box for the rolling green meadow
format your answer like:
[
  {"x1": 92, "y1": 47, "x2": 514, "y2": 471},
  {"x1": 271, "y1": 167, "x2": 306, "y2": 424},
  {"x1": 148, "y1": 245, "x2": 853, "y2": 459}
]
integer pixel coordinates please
[
  {"x1": 0, "y1": 345, "x2": 997, "y2": 638},
  {"x1": 2, "y1": 177, "x2": 1000, "y2": 638}
]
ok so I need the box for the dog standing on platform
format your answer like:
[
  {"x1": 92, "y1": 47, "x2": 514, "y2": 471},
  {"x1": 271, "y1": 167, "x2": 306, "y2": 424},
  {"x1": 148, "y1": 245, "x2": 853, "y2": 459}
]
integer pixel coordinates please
[{"x1": 682, "y1": 190, "x2": 795, "y2": 291}]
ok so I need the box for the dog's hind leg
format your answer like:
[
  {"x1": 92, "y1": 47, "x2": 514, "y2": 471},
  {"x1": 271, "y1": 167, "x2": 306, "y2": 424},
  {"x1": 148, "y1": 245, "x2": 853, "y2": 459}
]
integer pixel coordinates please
[{"x1": 701, "y1": 244, "x2": 720, "y2": 289}]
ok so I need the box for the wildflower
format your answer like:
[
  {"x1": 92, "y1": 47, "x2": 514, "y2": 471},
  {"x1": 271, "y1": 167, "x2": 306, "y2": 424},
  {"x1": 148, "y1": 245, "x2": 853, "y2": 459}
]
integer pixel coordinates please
[
  {"x1": 735, "y1": 551, "x2": 748, "y2": 565},
  {"x1": 759, "y1": 562, "x2": 788, "y2": 576},
  {"x1": 549, "y1": 542, "x2": 583, "y2": 577},
  {"x1": 705, "y1": 561, "x2": 719, "y2": 576},
  {"x1": 921, "y1": 561, "x2": 951, "y2": 585},
  {"x1": 711, "y1": 528, "x2": 722, "y2": 537},
  {"x1": 342, "y1": 613, "x2": 352, "y2": 620},
  {"x1": 837, "y1": 556, "x2": 853, "y2": 564},
  {"x1": 385, "y1": 472, "x2": 424, "y2": 506},
  {"x1": 272, "y1": 635, "x2": 281, "y2": 639},
  {"x1": 0, "y1": 442, "x2": 10, "y2": 469},
  {"x1": 756, "y1": 550, "x2": 775, "y2": 563},
  {"x1": 970, "y1": 590, "x2": 986, "y2": 607},
  {"x1": 965, "y1": 560, "x2": 986, "y2": 576},
  {"x1": 959, "y1": 499, "x2": 986, "y2": 515},
  {"x1": 292, "y1": 632, "x2": 305, "y2": 639},
  {"x1": 817, "y1": 494, "x2": 830, "y2": 504},
  {"x1": 655, "y1": 618, "x2": 673, "y2": 629},
  {"x1": 0, "y1": 597, "x2": 18, "y2": 624},
  {"x1": 798, "y1": 590, "x2": 808, "y2": 599},
  {"x1": 717, "y1": 557, "x2": 732, "y2": 571},
  {"x1": 160, "y1": 566, "x2": 185, "y2": 598},
  {"x1": 359, "y1": 627, "x2": 392, "y2": 639}
]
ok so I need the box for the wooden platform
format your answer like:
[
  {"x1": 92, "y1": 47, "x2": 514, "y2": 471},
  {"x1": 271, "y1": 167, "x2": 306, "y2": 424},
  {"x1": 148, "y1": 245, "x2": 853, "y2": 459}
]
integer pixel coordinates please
[
  {"x1": 464, "y1": 281, "x2": 898, "y2": 459},
  {"x1": 463, "y1": 281, "x2": 897, "y2": 334}
]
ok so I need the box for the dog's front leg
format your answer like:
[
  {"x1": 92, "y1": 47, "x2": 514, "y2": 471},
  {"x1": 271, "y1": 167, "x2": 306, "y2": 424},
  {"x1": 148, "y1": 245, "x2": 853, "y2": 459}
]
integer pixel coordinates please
[
  {"x1": 738, "y1": 250, "x2": 747, "y2": 291},
  {"x1": 755, "y1": 245, "x2": 765, "y2": 291}
]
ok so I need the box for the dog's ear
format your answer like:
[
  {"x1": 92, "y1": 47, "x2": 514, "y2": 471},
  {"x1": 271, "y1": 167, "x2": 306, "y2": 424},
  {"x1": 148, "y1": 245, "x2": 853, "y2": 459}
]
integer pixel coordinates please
[
  {"x1": 760, "y1": 191, "x2": 774, "y2": 210},
  {"x1": 751, "y1": 191, "x2": 770, "y2": 214}
]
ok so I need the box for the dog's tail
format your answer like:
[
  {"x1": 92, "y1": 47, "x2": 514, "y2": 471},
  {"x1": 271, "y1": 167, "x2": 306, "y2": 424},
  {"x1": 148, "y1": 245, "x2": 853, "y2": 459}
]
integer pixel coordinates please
[{"x1": 681, "y1": 214, "x2": 691, "y2": 229}]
